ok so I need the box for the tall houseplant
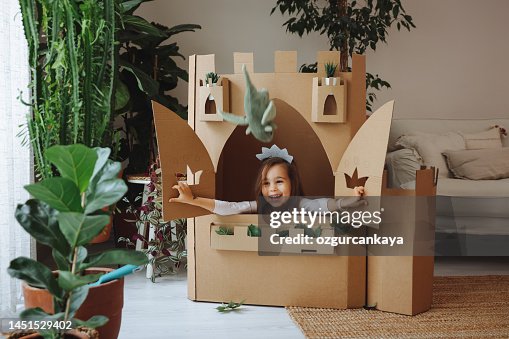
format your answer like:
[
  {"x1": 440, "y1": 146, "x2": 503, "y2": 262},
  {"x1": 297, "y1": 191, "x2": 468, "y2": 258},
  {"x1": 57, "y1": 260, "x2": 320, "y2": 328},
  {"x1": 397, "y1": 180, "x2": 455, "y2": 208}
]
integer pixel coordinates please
[
  {"x1": 8, "y1": 144, "x2": 148, "y2": 339},
  {"x1": 115, "y1": 0, "x2": 201, "y2": 173},
  {"x1": 271, "y1": 0, "x2": 415, "y2": 110},
  {"x1": 19, "y1": 0, "x2": 118, "y2": 179}
]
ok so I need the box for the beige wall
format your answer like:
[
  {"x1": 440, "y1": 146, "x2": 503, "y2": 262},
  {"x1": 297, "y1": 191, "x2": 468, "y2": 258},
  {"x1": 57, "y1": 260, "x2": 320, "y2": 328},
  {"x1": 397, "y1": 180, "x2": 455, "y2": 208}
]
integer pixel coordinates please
[
  {"x1": 137, "y1": 0, "x2": 328, "y2": 102},
  {"x1": 367, "y1": 0, "x2": 509, "y2": 118},
  {"x1": 139, "y1": 0, "x2": 509, "y2": 119}
]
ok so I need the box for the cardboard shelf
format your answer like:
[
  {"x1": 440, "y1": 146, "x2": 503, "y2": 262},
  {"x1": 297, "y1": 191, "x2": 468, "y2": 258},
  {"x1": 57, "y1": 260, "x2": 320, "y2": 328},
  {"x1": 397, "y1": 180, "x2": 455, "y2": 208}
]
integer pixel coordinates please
[
  {"x1": 210, "y1": 224, "x2": 258, "y2": 252},
  {"x1": 197, "y1": 78, "x2": 230, "y2": 121},
  {"x1": 210, "y1": 223, "x2": 335, "y2": 255},
  {"x1": 311, "y1": 77, "x2": 347, "y2": 123}
]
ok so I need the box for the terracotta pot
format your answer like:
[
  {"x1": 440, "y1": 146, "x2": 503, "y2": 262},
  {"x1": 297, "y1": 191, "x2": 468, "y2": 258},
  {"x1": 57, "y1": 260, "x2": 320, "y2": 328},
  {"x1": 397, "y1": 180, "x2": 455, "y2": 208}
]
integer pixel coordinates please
[
  {"x1": 22, "y1": 268, "x2": 124, "y2": 339},
  {"x1": 91, "y1": 170, "x2": 124, "y2": 244},
  {"x1": 90, "y1": 212, "x2": 112, "y2": 244}
]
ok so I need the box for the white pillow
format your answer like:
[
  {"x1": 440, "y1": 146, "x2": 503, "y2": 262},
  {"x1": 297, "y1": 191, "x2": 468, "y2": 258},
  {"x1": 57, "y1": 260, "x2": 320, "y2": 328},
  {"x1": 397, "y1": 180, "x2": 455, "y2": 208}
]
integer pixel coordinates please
[
  {"x1": 460, "y1": 127, "x2": 503, "y2": 150},
  {"x1": 385, "y1": 149, "x2": 422, "y2": 188},
  {"x1": 395, "y1": 132, "x2": 465, "y2": 178}
]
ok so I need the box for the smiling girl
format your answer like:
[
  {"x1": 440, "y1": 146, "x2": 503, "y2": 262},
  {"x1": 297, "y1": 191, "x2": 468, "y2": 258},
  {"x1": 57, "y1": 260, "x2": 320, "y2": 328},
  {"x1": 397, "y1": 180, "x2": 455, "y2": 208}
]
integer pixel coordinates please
[{"x1": 170, "y1": 145, "x2": 365, "y2": 215}]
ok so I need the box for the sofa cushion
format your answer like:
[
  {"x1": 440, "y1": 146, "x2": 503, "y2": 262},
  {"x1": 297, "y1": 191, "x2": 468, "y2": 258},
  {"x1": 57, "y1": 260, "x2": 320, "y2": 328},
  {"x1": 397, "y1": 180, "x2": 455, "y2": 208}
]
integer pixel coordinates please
[
  {"x1": 388, "y1": 119, "x2": 509, "y2": 150},
  {"x1": 437, "y1": 177, "x2": 509, "y2": 197},
  {"x1": 461, "y1": 127, "x2": 503, "y2": 150},
  {"x1": 443, "y1": 148, "x2": 509, "y2": 180},
  {"x1": 395, "y1": 132, "x2": 465, "y2": 178},
  {"x1": 385, "y1": 149, "x2": 422, "y2": 187}
]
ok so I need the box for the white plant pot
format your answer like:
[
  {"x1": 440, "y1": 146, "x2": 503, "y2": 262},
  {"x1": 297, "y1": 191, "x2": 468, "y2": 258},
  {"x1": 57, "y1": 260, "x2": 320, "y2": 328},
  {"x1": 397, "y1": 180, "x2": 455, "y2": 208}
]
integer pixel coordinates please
[{"x1": 324, "y1": 77, "x2": 337, "y2": 86}]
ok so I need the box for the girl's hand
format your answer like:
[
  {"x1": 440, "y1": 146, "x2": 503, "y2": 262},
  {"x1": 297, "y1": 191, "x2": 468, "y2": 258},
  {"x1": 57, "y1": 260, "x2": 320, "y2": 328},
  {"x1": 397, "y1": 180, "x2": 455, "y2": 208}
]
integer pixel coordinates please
[
  {"x1": 337, "y1": 186, "x2": 367, "y2": 209},
  {"x1": 169, "y1": 181, "x2": 194, "y2": 204},
  {"x1": 353, "y1": 186, "x2": 365, "y2": 196}
]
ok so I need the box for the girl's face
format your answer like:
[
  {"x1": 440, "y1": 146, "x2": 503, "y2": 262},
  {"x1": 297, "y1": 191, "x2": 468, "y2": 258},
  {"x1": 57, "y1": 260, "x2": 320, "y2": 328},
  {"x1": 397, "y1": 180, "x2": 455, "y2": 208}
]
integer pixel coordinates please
[{"x1": 261, "y1": 163, "x2": 292, "y2": 207}]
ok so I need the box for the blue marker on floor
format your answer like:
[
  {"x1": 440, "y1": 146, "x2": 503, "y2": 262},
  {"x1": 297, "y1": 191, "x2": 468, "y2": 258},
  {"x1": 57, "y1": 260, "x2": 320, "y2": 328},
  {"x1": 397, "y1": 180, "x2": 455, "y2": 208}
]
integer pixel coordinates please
[{"x1": 89, "y1": 265, "x2": 143, "y2": 287}]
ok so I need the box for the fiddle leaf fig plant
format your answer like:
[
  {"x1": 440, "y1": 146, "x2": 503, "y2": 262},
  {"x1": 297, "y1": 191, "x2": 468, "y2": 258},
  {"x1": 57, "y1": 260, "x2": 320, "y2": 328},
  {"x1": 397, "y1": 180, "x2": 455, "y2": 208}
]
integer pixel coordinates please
[{"x1": 8, "y1": 144, "x2": 148, "y2": 339}]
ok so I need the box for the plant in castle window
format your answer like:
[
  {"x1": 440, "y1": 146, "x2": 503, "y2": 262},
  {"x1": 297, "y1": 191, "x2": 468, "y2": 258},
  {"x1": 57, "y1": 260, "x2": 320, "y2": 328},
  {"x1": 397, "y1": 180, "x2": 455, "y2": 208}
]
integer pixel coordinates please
[
  {"x1": 205, "y1": 72, "x2": 220, "y2": 86},
  {"x1": 324, "y1": 62, "x2": 338, "y2": 86}
]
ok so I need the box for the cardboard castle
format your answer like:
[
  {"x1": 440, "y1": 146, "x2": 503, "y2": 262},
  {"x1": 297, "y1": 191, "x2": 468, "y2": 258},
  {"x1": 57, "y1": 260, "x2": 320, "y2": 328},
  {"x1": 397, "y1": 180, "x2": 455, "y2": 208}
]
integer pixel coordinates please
[{"x1": 152, "y1": 51, "x2": 436, "y2": 315}]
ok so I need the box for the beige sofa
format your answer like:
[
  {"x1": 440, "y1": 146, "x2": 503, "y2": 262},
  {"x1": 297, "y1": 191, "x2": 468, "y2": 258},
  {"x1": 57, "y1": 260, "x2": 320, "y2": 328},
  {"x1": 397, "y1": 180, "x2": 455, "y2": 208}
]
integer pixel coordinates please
[{"x1": 386, "y1": 118, "x2": 509, "y2": 254}]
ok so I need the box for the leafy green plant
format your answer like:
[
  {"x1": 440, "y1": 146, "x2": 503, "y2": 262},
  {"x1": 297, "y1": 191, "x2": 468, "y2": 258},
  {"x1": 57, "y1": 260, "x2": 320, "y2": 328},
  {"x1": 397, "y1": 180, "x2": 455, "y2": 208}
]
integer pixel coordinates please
[
  {"x1": 216, "y1": 300, "x2": 245, "y2": 312},
  {"x1": 271, "y1": 0, "x2": 415, "y2": 111},
  {"x1": 299, "y1": 63, "x2": 318, "y2": 73},
  {"x1": 8, "y1": 144, "x2": 148, "y2": 338},
  {"x1": 205, "y1": 72, "x2": 220, "y2": 85},
  {"x1": 324, "y1": 62, "x2": 338, "y2": 78},
  {"x1": 115, "y1": 0, "x2": 201, "y2": 173},
  {"x1": 215, "y1": 226, "x2": 234, "y2": 236},
  {"x1": 119, "y1": 164, "x2": 187, "y2": 282},
  {"x1": 247, "y1": 224, "x2": 262, "y2": 237},
  {"x1": 19, "y1": 0, "x2": 118, "y2": 179}
]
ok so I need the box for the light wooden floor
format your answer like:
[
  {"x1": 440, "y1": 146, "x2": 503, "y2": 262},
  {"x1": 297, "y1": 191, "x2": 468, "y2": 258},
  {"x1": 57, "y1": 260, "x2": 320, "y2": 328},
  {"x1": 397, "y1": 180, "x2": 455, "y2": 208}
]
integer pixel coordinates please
[{"x1": 119, "y1": 257, "x2": 509, "y2": 339}]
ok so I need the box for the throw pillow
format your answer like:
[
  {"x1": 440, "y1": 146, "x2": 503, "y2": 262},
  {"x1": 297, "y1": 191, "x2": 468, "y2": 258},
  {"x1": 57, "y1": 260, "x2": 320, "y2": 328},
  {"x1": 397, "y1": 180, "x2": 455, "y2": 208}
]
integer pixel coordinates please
[
  {"x1": 385, "y1": 148, "x2": 422, "y2": 188},
  {"x1": 395, "y1": 132, "x2": 465, "y2": 178},
  {"x1": 443, "y1": 148, "x2": 509, "y2": 180},
  {"x1": 460, "y1": 127, "x2": 503, "y2": 150}
]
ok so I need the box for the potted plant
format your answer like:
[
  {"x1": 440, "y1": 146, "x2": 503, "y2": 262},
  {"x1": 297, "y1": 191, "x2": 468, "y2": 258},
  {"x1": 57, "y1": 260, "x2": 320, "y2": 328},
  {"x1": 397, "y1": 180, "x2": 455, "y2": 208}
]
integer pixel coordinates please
[
  {"x1": 8, "y1": 144, "x2": 148, "y2": 339},
  {"x1": 324, "y1": 62, "x2": 338, "y2": 86},
  {"x1": 202, "y1": 72, "x2": 221, "y2": 101},
  {"x1": 119, "y1": 165, "x2": 187, "y2": 282},
  {"x1": 18, "y1": 0, "x2": 118, "y2": 180},
  {"x1": 115, "y1": 0, "x2": 201, "y2": 175},
  {"x1": 205, "y1": 72, "x2": 220, "y2": 87}
]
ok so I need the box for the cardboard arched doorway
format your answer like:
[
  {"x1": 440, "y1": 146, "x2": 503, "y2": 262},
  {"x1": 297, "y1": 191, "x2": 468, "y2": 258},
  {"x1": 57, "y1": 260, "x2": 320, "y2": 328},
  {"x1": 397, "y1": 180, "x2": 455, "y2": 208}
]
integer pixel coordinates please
[{"x1": 216, "y1": 98, "x2": 334, "y2": 202}]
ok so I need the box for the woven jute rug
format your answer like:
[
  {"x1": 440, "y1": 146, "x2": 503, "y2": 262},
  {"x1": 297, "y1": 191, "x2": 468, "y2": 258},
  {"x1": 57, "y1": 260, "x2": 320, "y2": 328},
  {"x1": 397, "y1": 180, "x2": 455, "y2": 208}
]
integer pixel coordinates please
[{"x1": 287, "y1": 276, "x2": 509, "y2": 338}]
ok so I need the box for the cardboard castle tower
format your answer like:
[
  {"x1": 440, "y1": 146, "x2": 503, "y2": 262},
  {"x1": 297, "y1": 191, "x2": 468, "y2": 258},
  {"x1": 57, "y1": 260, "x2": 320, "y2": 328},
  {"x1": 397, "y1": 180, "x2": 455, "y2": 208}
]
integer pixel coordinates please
[{"x1": 152, "y1": 51, "x2": 436, "y2": 314}]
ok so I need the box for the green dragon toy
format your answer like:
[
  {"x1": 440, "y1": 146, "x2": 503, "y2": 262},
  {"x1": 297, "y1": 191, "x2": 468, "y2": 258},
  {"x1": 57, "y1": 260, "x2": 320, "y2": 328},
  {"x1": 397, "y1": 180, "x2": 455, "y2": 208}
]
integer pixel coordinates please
[{"x1": 219, "y1": 64, "x2": 276, "y2": 142}]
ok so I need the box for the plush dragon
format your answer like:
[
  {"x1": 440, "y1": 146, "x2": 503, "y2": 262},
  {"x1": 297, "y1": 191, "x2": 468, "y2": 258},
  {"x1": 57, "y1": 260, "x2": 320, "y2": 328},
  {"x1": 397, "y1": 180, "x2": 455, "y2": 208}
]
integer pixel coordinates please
[{"x1": 219, "y1": 64, "x2": 276, "y2": 143}]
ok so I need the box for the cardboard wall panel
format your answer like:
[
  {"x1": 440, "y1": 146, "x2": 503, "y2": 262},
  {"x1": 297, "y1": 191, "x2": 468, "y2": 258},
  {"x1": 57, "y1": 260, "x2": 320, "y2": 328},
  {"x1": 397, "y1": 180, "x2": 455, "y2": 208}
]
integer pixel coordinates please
[
  {"x1": 367, "y1": 168, "x2": 437, "y2": 315},
  {"x1": 193, "y1": 215, "x2": 363, "y2": 308},
  {"x1": 274, "y1": 51, "x2": 297, "y2": 73}
]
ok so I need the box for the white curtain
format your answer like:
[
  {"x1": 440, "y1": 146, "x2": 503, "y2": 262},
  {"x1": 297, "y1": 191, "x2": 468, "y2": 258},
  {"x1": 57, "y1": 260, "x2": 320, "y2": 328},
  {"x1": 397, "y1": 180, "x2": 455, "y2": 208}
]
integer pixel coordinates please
[{"x1": 0, "y1": 0, "x2": 31, "y2": 315}]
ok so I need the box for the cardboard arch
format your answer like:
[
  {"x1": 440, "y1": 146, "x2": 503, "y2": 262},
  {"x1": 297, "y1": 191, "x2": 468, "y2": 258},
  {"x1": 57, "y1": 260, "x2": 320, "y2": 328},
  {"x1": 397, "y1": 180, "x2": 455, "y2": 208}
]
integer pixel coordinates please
[
  {"x1": 152, "y1": 101, "x2": 216, "y2": 220},
  {"x1": 216, "y1": 98, "x2": 334, "y2": 202},
  {"x1": 335, "y1": 100, "x2": 395, "y2": 196}
]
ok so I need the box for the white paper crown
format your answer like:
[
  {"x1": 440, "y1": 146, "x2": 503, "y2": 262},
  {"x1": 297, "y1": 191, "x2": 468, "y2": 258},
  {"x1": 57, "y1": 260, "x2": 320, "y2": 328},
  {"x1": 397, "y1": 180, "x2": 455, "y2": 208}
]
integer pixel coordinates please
[{"x1": 256, "y1": 145, "x2": 293, "y2": 164}]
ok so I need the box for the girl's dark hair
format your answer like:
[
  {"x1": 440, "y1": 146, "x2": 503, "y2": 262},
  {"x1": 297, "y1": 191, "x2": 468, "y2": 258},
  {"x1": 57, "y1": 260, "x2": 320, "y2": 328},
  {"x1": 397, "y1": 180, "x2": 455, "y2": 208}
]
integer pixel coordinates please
[{"x1": 254, "y1": 157, "x2": 303, "y2": 214}]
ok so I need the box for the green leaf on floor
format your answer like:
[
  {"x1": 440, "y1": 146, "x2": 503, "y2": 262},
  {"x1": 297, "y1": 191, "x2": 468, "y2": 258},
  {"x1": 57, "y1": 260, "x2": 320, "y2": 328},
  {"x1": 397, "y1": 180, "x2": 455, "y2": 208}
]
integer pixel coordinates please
[{"x1": 216, "y1": 300, "x2": 245, "y2": 312}]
